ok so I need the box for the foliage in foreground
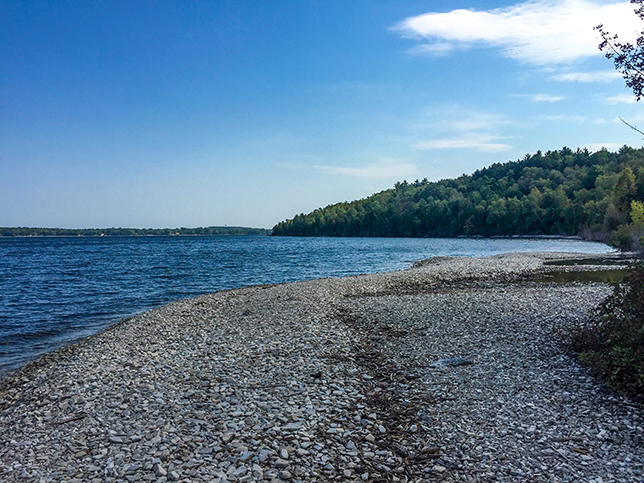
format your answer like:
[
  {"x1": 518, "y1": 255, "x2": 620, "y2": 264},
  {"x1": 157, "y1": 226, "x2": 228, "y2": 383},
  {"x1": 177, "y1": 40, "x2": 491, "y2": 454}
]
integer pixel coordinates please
[
  {"x1": 570, "y1": 263, "x2": 644, "y2": 399},
  {"x1": 596, "y1": 0, "x2": 644, "y2": 101}
]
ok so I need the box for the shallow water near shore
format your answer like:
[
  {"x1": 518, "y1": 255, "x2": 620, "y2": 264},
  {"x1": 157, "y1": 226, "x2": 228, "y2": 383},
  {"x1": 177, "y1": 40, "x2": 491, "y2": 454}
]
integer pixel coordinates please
[{"x1": 0, "y1": 235, "x2": 615, "y2": 375}]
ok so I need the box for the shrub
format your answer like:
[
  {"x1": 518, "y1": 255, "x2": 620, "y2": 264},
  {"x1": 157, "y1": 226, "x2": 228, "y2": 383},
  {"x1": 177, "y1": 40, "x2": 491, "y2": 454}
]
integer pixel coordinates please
[{"x1": 570, "y1": 263, "x2": 644, "y2": 400}]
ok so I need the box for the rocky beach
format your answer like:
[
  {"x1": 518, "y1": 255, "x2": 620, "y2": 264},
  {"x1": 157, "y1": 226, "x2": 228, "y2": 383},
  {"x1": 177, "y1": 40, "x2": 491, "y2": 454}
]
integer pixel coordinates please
[{"x1": 1, "y1": 252, "x2": 642, "y2": 483}]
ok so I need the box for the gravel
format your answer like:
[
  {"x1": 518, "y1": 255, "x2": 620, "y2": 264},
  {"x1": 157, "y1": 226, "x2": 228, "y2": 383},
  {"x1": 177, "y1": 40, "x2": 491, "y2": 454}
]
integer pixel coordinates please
[{"x1": 0, "y1": 252, "x2": 642, "y2": 482}]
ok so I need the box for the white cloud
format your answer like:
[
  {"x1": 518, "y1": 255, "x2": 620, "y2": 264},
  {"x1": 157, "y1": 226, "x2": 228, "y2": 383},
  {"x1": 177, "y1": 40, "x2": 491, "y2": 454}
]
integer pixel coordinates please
[
  {"x1": 414, "y1": 136, "x2": 512, "y2": 152},
  {"x1": 604, "y1": 93, "x2": 638, "y2": 104},
  {"x1": 311, "y1": 160, "x2": 419, "y2": 179},
  {"x1": 540, "y1": 115, "x2": 588, "y2": 123},
  {"x1": 531, "y1": 94, "x2": 566, "y2": 102},
  {"x1": 406, "y1": 43, "x2": 457, "y2": 57},
  {"x1": 420, "y1": 109, "x2": 511, "y2": 132},
  {"x1": 412, "y1": 107, "x2": 514, "y2": 152},
  {"x1": 551, "y1": 70, "x2": 622, "y2": 82},
  {"x1": 511, "y1": 93, "x2": 566, "y2": 102},
  {"x1": 393, "y1": 0, "x2": 639, "y2": 65}
]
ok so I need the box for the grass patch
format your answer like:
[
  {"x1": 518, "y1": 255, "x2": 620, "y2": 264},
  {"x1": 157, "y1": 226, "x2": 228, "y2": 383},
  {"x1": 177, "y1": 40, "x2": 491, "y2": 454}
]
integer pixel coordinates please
[{"x1": 569, "y1": 262, "x2": 644, "y2": 401}]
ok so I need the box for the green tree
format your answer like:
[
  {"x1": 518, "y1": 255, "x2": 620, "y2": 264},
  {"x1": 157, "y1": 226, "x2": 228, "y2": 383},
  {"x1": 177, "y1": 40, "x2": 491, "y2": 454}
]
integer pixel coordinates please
[{"x1": 632, "y1": 200, "x2": 644, "y2": 226}]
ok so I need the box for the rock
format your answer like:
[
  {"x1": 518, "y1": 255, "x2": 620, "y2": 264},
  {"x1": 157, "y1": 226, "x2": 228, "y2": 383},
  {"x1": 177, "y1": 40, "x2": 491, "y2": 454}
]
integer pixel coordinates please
[
  {"x1": 429, "y1": 358, "x2": 473, "y2": 367},
  {"x1": 240, "y1": 451, "x2": 253, "y2": 462},
  {"x1": 274, "y1": 458, "x2": 289, "y2": 468},
  {"x1": 153, "y1": 463, "x2": 167, "y2": 477},
  {"x1": 279, "y1": 448, "x2": 289, "y2": 459},
  {"x1": 279, "y1": 470, "x2": 292, "y2": 480},
  {"x1": 258, "y1": 448, "x2": 271, "y2": 462},
  {"x1": 168, "y1": 470, "x2": 180, "y2": 481},
  {"x1": 421, "y1": 446, "x2": 440, "y2": 454},
  {"x1": 283, "y1": 421, "x2": 303, "y2": 430},
  {"x1": 433, "y1": 465, "x2": 447, "y2": 473},
  {"x1": 252, "y1": 463, "x2": 263, "y2": 478},
  {"x1": 233, "y1": 465, "x2": 247, "y2": 478},
  {"x1": 221, "y1": 433, "x2": 234, "y2": 443}
]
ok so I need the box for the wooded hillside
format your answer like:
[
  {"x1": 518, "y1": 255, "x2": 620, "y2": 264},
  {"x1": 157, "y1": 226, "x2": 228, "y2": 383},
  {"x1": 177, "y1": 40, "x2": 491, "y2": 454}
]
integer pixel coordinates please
[{"x1": 272, "y1": 146, "x2": 644, "y2": 250}]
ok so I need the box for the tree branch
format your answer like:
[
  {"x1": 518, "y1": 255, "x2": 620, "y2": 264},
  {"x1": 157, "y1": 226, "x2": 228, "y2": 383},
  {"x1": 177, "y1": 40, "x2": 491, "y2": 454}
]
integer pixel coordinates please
[{"x1": 619, "y1": 117, "x2": 644, "y2": 138}]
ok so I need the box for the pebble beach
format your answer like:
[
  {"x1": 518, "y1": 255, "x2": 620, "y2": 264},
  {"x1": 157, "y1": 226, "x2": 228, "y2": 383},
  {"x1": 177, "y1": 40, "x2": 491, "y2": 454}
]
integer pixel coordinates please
[{"x1": 1, "y1": 252, "x2": 642, "y2": 483}]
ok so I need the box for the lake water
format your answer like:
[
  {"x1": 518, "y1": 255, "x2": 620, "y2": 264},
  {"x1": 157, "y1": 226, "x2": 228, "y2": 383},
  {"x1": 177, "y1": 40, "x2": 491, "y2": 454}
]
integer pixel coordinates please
[{"x1": 0, "y1": 236, "x2": 615, "y2": 375}]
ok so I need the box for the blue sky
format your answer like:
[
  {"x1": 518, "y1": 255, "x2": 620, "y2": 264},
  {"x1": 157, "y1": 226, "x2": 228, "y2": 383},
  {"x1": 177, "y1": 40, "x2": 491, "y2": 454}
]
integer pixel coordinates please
[{"x1": 2, "y1": 0, "x2": 643, "y2": 229}]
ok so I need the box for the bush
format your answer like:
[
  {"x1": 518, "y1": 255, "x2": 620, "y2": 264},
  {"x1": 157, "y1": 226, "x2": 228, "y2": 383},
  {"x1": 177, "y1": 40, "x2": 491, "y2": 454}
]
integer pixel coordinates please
[{"x1": 570, "y1": 263, "x2": 644, "y2": 400}]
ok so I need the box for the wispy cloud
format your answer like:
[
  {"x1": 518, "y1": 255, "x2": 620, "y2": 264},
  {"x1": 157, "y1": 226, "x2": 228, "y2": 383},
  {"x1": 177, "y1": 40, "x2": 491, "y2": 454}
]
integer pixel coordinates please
[
  {"x1": 540, "y1": 114, "x2": 588, "y2": 123},
  {"x1": 413, "y1": 107, "x2": 514, "y2": 152},
  {"x1": 393, "y1": 0, "x2": 638, "y2": 65},
  {"x1": 407, "y1": 43, "x2": 457, "y2": 57},
  {"x1": 604, "y1": 93, "x2": 638, "y2": 104},
  {"x1": 511, "y1": 93, "x2": 566, "y2": 102},
  {"x1": 550, "y1": 71, "x2": 622, "y2": 82},
  {"x1": 310, "y1": 160, "x2": 419, "y2": 179},
  {"x1": 414, "y1": 135, "x2": 512, "y2": 152}
]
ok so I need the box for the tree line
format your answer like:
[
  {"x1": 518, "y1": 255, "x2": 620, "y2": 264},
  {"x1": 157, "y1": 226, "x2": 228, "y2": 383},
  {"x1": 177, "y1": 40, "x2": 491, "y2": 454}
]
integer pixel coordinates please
[
  {"x1": 272, "y1": 146, "x2": 644, "y2": 250},
  {"x1": 0, "y1": 226, "x2": 269, "y2": 237}
]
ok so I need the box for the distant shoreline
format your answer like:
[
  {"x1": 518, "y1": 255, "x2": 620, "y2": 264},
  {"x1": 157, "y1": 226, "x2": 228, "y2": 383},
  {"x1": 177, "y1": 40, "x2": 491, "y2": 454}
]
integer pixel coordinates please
[{"x1": 0, "y1": 226, "x2": 270, "y2": 237}]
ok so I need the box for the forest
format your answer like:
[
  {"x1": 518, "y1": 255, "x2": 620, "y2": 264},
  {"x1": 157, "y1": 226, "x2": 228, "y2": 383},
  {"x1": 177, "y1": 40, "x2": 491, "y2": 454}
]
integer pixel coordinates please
[
  {"x1": 0, "y1": 226, "x2": 269, "y2": 237},
  {"x1": 272, "y1": 146, "x2": 644, "y2": 250}
]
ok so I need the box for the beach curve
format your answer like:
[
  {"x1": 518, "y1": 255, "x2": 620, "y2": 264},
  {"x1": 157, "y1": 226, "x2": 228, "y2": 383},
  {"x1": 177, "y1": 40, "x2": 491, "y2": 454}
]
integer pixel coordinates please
[{"x1": 1, "y1": 252, "x2": 642, "y2": 482}]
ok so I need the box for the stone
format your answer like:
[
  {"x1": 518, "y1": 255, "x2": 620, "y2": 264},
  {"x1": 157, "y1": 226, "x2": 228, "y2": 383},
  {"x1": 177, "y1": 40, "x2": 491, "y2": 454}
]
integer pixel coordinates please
[
  {"x1": 240, "y1": 451, "x2": 253, "y2": 462},
  {"x1": 279, "y1": 470, "x2": 292, "y2": 480},
  {"x1": 429, "y1": 358, "x2": 473, "y2": 368},
  {"x1": 274, "y1": 458, "x2": 289, "y2": 468},
  {"x1": 168, "y1": 470, "x2": 180, "y2": 481},
  {"x1": 153, "y1": 463, "x2": 167, "y2": 477},
  {"x1": 221, "y1": 433, "x2": 234, "y2": 443},
  {"x1": 258, "y1": 448, "x2": 270, "y2": 462},
  {"x1": 283, "y1": 421, "x2": 303, "y2": 430},
  {"x1": 232, "y1": 465, "x2": 247, "y2": 477}
]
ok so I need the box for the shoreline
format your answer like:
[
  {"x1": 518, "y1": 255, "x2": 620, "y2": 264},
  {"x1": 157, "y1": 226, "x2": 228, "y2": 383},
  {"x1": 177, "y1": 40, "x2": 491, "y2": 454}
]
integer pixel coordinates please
[{"x1": 1, "y1": 252, "x2": 642, "y2": 482}]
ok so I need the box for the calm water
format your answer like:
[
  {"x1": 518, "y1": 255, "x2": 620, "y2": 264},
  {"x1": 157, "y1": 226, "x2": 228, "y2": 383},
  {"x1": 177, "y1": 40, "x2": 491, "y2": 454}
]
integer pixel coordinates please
[{"x1": 0, "y1": 236, "x2": 615, "y2": 375}]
